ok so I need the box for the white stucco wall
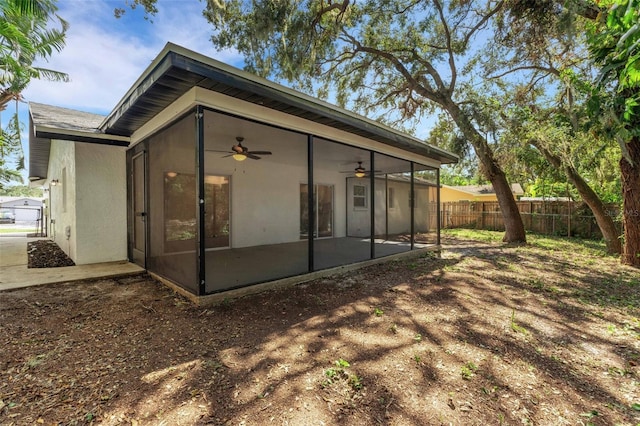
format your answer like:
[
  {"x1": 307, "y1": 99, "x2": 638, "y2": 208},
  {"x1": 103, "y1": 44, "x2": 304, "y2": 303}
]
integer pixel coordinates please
[
  {"x1": 74, "y1": 143, "x2": 127, "y2": 264},
  {"x1": 47, "y1": 139, "x2": 78, "y2": 260},
  {"x1": 46, "y1": 140, "x2": 127, "y2": 265},
  {"x1": 348, "y1": 178, "x2": 435, "y2": 237},
  {"x1": 203, "y1": 116, "x2": 309, "y2": 248},
  {"x1": 202, "y1": 113, "x2": 363, "y2": 249}
]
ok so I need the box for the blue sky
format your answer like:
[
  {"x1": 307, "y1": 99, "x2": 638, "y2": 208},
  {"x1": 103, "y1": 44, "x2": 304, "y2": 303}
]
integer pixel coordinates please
[
  {"x1": 9, "y1": 0, "x2": 440, "y2": 185},
  {"x1": 8, "y1": 0, "x2": 243, "y2": 183},
  {"x1": 23, "y1": 0, "x2": 242, "y2": 114}
]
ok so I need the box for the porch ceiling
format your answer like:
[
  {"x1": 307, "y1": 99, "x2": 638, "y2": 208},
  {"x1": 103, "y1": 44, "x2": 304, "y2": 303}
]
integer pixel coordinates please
[{"x1": 102, "y1": 43, "x2": 457, "y2": 165}]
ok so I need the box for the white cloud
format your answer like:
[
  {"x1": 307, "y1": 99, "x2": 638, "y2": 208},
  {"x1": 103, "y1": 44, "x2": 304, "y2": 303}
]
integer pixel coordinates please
[
  {"x1": 22, "y1": 0, "x2": 243, "y2": 114},
  {"x1": 152, "y1": 1, "x2": 242, "y2": 64},
  {"x1": 14, "y1": 0, "x2": 244, "y2": 184}
]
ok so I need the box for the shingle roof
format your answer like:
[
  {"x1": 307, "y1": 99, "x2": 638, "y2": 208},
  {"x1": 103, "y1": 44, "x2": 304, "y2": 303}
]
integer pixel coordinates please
[
  {"x1": 28, "y1": 104, "x2": 128, "y2": 181},
  {"x1": 448, "y1": 183, "x2": 524, "y2": 195},
  {"x1": 30, "y1": 102, "x2": 104, "y2": 133}
]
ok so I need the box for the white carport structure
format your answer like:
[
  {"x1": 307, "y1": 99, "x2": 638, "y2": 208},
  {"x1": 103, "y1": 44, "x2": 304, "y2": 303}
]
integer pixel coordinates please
[
  {"x1": 0, "y1": 197, "x2": 43, "y2": 222},
  {"x1": 29, "y1": 43, "x2": 457, "y2": 296}
]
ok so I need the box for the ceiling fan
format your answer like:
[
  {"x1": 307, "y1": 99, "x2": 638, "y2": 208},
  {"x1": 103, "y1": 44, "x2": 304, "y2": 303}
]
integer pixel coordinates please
[
  {"x1": 207, "y1": 137, "x2": 272, "y2": 161},
  {"x1": 341, "y1": 161, "x2": 380, "y2": 178}
]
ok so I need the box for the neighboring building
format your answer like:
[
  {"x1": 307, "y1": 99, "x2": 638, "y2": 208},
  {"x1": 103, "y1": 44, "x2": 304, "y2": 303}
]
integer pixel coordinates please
[
  {"x1": 440, "y1": 183, "x2": 524, "y2": 202},
  {"x1": 0, "y1": 197, "x2": 43, "y2": 222},
  {"x1": 520, "y1": 196, "x2": 572, "y2": 202},
  {"x1": 28, "y1": 43, "x2": 457, "y2": 298}
]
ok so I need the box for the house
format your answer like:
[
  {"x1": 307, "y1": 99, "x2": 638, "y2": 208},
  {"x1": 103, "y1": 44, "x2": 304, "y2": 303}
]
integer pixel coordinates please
[
  {"x1": 440, "y1": 183, "x2": 524, "y2": 202},
  {"x1": 28, "y1": 43, "x2": 457, "y2": 298},
  {"x1": 0, "y1": 196, "x2": 44, "y2": 222}
]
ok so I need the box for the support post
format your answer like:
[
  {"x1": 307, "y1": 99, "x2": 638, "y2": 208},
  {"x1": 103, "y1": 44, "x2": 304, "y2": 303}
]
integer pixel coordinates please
[
  {"x1": 410, "y1": 162, "x2": 415, "y2": 250},
  {"x1": 370, "y1": 151, "x2": 375, "y2": 259},
  {"x1": 196, "y1": 106, "x2": 206, "y2": 296},
  {"x1": 308, "y1": 135, "x2": 314, "y2": 272},
  {"x1": 437, "y1": 168, "x2": 441, "y2": 246}
]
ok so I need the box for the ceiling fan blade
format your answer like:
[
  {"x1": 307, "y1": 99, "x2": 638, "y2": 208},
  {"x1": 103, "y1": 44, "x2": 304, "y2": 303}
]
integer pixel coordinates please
[
  {"x1": 206, "y1": 149, "x2": 233, "y2": 153},
  {"x1": 248, "y1": 151, "x2": 272, "y2": 155},
  {"x1": 247, "y1": 153, "x2": 262, "y2": 160},
  {"x1": 221, "y1": 154, "x2": 234, "y2": 158}
]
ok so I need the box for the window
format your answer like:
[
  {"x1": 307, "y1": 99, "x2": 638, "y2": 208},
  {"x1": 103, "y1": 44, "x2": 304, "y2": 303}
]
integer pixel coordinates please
[
  {"x1": 164, "y1": 172, "x2": 196, "y2": 245},
  {"x1": 388, "y1": 187, "x2": 395, "y2": 209},
  {"x1": 354, "y1": 184, "x2": 367, "y2": 208},
  {"x1": 163, "y1": 172, "x2": 230, "y2": 251}
]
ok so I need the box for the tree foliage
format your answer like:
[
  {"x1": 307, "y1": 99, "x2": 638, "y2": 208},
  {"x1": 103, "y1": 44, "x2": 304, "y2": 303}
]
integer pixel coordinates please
[
  {"x1": 587, "y1": 0, "x2": 640, "y2": 265},
  {"x1": 0, "y1": 110, "x2": 23, "y2": 189},
  {"x1": 588, "y1": 0, "x2": 640, "y2": 151},
  {"x1": 0, "y1": 0, "x2": 69, "y2": 109},
  {"x1": 0, "y1": 0, "x2": 68, "y2": 187},
  {"x1": 0, "y1": 183, "x2": 42, "y2": 197}
]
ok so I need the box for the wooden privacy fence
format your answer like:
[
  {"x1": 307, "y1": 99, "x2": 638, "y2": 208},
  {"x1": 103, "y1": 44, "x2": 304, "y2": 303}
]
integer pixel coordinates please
[{"x1": 440, "y1": 201, "x2": 622, "y2": 239}]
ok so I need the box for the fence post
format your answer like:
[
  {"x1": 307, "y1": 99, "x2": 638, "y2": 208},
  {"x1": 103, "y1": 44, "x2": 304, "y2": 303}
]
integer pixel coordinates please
[
  {"x1": 567, "y1": 201, "x2": 572, "y2": 237},
  {"x1": 529, "y1": 201, "x2": 533, "y2": 232}
]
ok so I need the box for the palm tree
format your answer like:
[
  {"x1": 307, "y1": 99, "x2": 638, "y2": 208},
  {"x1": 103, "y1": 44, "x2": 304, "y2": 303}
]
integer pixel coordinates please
[
  {"x1": 0, "y1": 0, "x2": 68, "y2": 187},
  {"x1": 0, "y1": 0, "x2": 69, "y2": 110}
]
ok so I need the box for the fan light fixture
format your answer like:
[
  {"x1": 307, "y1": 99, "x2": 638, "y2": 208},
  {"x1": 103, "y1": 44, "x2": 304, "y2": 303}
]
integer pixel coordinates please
[
  {"x1": 232, "y1": 153, "x2": 247, "y2": 161},
  {"x1": 166, "y1": 171, "x2": 177, "y2": 178},
  {"x1": 208, "y1": 136, "x2": 272, "y2": 160},
  {"x1": 355, "y1": 170, "x2": 366, "y2": 178}
]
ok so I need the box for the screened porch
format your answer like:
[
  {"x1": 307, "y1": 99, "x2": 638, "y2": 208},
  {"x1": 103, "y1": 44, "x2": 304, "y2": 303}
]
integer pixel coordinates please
[{"x1": 128, "y1": 107, "x2": 441, "y2": 296}]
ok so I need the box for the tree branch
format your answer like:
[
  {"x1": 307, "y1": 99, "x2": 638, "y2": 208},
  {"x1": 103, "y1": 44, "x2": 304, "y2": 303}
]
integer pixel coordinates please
[
  {"x1": 432, "y1": 0, "x2": 457, "y2": 93},
  {"x1": 489, "y1": 65, "x2": 561, "y2": 80},
  {"x1": 461, "y1": 0, "x2": 506, "y2": 48}
]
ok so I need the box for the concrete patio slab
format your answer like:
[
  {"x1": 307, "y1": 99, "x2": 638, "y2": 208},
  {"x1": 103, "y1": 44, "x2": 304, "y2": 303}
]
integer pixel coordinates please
[{"x1": 0, "y1": 237, "x2": 145, "y2": 292}]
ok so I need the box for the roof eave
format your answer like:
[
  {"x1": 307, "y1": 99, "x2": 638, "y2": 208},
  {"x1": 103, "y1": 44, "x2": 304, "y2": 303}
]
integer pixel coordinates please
[
  {"x1": 35, "y1": 126, "x2": 130, "y2": 146},
  {"x1": 101, "y1": 43, "x2": 458, "y2": 165}
]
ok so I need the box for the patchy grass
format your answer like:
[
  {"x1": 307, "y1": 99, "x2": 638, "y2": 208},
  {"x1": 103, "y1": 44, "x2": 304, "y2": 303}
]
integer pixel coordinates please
[{"x1": 1, "y1": 231, "x2": 639, "y2": 425}]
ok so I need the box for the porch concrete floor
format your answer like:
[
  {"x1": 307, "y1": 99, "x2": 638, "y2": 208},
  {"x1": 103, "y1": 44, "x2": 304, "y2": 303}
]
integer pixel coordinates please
[
  {"x1": 207, "y1": 237, "x2": 431, "y2": 292},
  {"x1": 0, "y1": 237, "x2": 145, "y2": 292},
  {"x1": 150, "y1": 237, "x2": 436, "y2": 294}
]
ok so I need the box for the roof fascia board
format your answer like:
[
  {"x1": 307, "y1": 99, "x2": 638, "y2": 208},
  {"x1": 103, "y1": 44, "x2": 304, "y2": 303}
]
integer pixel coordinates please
[
  {"x1": 100, "y1": 43, "x2": 177, "y2": 131},
  {"x1": 35, "y1": 127, "x2": 129, "y2": 146},
  {"x1": 130, "y1": 86, "x2": 441, "y2": 168}
]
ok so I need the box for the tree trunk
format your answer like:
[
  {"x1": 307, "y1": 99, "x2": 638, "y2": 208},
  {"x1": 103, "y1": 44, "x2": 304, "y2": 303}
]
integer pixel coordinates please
[
  {"x1": 446, "y1": 101, "x2": 527, "y2": 243},
  {"x1": 530, "y1": 140, "x2": 622, "y2": 254},
  {"x1": 621, "y1": 136, "x2": 640, "y2": 267}
]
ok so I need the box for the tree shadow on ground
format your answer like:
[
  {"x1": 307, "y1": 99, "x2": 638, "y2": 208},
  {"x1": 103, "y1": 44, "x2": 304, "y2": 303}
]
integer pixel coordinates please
[{"x1": 1, "y1": 237, "x2": 638, "y2": 425}]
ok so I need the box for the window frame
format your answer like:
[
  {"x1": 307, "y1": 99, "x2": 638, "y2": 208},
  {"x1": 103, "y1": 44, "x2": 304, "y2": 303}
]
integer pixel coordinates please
[{"x1": 353, "y1": 184, "x2": 368, "y2": 209}]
